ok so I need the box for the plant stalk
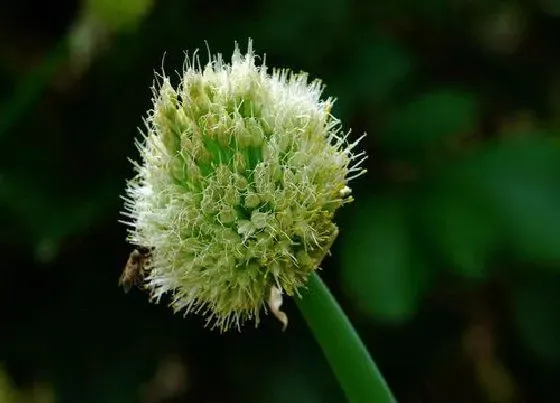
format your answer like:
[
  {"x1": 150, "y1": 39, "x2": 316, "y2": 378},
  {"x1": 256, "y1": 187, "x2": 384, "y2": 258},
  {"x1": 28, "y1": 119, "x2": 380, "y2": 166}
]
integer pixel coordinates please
[{"x1": 295, "y1": 272, "x2": 397, "y2": 403}]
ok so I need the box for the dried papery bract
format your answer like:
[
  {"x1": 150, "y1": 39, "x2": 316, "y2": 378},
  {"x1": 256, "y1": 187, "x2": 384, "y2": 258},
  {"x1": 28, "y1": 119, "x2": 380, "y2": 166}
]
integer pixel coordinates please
[{"x1": 121, "y1": 39, "x2": 367, "y2": 331}]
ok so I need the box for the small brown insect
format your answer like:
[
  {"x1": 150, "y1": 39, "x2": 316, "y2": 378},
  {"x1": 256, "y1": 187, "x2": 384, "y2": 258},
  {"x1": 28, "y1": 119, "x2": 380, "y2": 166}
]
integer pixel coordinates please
[{"x1": 119, "y1": 248, "x2": 150, "y2": 293}]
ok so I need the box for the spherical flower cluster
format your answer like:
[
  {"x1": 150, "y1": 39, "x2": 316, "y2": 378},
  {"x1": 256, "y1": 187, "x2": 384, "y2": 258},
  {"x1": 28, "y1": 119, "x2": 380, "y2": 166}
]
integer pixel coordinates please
[{"x1": 122, "y1": 40, "x2": 366, "y2": 331}]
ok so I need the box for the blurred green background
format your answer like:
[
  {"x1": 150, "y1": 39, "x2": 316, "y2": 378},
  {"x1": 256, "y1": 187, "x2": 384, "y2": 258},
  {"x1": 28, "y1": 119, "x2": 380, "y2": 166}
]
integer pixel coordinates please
[{"x1": 1, "y1": 0, "x2": 560, "y2": 402}]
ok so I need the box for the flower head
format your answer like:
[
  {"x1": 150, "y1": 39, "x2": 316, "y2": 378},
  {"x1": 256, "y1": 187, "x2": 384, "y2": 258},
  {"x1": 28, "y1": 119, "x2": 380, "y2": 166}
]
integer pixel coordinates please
[{"x1": 122, "y1": 40, "x2": 366, "y2": 331}]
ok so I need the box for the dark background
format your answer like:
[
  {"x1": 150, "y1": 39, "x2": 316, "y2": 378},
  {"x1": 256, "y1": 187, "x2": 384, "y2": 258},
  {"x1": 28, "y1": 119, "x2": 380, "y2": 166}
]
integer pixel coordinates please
[{"x1": 1, "y1": 0, "x2": 560, "y2": 402}]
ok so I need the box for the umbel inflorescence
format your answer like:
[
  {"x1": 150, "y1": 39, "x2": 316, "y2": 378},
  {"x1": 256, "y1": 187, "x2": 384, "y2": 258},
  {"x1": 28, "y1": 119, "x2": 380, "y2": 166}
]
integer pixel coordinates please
[{"x1": 121, "y1": 40, "x2": 366, "y2": 331}]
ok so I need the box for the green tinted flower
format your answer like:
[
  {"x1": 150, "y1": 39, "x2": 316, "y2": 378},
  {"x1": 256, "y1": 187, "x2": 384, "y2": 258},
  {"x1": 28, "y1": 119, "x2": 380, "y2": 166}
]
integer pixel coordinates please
[{"x1": 122, "y1": 40, "x2": 366, "y2": 331}]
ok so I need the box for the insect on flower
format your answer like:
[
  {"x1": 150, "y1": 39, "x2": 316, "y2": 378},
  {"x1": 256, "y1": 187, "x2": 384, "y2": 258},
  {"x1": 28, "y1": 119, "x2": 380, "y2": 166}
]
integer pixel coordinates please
[{"x1": 119, "y1": 248, "x2": 151, "y2": 293}]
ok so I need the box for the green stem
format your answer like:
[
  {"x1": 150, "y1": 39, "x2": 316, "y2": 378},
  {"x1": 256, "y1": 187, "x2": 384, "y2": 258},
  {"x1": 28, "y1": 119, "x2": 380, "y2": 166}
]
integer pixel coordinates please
[{"x1": 295, "y1": 272, "x2": 397, "y2": 403}]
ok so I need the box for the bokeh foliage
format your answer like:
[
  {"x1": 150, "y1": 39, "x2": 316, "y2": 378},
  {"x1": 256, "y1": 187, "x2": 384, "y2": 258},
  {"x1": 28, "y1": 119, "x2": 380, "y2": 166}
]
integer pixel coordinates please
[{"x1": 1, "y1": 0, "x2": 560, "y2": 402}]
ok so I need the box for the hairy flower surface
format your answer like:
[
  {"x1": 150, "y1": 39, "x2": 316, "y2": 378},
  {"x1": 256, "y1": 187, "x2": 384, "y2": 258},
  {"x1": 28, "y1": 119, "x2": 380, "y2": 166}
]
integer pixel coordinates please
[{"x1": 122, "y1": 40, "x2": 366, "y2": 331}]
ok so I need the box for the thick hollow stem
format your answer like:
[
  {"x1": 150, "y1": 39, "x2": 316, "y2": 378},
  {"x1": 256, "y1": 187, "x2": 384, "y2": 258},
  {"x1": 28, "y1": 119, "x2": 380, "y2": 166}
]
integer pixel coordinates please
[{"x1": 295, "y1": 272, "x2": 397, "y2": 403}]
